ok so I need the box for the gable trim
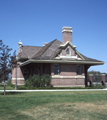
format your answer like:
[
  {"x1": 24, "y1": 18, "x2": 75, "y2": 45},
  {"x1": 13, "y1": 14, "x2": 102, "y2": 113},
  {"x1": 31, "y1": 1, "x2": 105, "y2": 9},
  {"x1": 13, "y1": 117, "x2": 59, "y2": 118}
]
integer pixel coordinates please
[
  {"x1": 53, "y1": 41, "x2": 85, "y2": 60},
  {"x1": 75, "y1": 51, "x2": 85, "y2": 60},
  {"x1": 59, "y1": 41, "x2": 76, "y2": 49}
]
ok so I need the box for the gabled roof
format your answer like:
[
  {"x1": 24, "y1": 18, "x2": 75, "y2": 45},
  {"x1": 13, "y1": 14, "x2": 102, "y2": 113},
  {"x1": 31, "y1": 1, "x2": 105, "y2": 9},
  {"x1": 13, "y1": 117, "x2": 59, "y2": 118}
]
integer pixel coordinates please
[
  {"x1": 32, "y1": 39, "x2": 62, "y2": 60},
  {"x1": 17, "y1": 46, "x2": 42, "y2": 59},
  {"x1": 17, "y1": 39, "x2": 104, "y2": 66},
  {"x1": 51, "y1": 41, "x2": 85, "y2": 60}
]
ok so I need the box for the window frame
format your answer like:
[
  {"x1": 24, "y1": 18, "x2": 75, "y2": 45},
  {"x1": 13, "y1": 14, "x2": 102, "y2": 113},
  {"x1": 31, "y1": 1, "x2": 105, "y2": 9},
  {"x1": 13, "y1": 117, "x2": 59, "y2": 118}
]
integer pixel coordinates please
[
  {"x1": 54, "y1": 64, "x2": 59, "y2": 75},
  {"x1": 66, "y1": 48, "x2": 71, "y2": 56},
  {"x1": 76, "y1": 64, "x2": 82, "y2": 75}
]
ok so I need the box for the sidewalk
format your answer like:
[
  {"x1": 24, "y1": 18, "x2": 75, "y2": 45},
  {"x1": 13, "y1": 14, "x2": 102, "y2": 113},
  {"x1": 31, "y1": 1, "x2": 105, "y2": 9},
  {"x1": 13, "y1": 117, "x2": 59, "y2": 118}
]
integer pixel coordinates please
[{"x1": 0, "y1": 89, "x2": 107, "y2": 92}]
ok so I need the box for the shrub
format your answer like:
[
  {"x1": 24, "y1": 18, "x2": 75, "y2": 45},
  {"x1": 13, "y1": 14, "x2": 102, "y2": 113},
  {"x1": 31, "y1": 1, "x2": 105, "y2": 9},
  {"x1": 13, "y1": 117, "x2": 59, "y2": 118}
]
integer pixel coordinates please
[
  {"x1": 40, "y1": 74, "x2": 51, "y2": 87},
  {"x1": 24, "y1": 74, "x2": 51, "y2": 88},
  {"x1": 91, "y1": 83, "x2": 105, "y2": 89},
  {"x1": 17, "y1": 85, "x2": 26, "y2": 90},
  {"x1": 25, "y1": 75, "x2": 41, "y2": 88},
  {"x1": 91, "y1": 83, "x2": 95, "y2": 88},
  {"x1": 7, "y1": 79, "x2": 12, "y2": 86}
]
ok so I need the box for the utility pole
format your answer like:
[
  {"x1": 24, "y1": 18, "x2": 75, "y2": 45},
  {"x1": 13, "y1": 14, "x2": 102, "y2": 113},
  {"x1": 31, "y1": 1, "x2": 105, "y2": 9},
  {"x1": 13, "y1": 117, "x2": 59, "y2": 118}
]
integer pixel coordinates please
[
  {"x1": 15, "y1": 63, "x2": 17, "y2": 90},
  {"x1": 15, "y1": 56, "x2": 18, "y2": 90}
]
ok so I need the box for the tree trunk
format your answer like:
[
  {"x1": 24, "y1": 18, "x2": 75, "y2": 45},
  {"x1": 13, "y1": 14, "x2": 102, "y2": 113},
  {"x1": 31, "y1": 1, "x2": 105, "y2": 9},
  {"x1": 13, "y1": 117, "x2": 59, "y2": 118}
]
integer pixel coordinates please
[{"x1": 4, "y1": 77, "x2": 6, "y2": 95}]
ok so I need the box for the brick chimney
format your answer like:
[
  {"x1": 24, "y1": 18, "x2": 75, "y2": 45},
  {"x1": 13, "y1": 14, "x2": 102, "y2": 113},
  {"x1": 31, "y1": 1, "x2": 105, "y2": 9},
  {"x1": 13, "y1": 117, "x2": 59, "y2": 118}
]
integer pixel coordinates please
[{"x1": 62, "y1": 27, "x2": 73, "y2": 44}]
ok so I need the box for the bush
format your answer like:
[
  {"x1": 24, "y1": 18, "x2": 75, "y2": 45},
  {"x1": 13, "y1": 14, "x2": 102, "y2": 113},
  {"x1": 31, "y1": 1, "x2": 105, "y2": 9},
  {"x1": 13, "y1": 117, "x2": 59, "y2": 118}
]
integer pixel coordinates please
[
  {"x1": 25, "y1": 75, "x2": 41, "y2": 88},
  {"x1": 40, "y1": 74, "x2": 51, "y2": 87},
  {"x1": 25, "y1": 74, "x2": 51, "y2": 88},
  {"x1": 91, "y1": 83, "x2": 105, "y2": 89},
  {"x1": 7, "y1": 79, "x2": 12, "y2": 86},
  {"x1": 17, "y1": 85, "x2": 27, "y2": 90}
]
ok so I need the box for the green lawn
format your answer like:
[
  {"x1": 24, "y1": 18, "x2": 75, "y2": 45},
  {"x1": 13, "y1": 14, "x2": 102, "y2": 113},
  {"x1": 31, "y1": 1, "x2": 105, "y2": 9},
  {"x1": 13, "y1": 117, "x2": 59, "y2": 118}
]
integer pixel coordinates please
[
  {"x1": 0, "y1": 91, "x2": 107, "y2": 120},
  {"x1": 0, "y1": 85, "x2": 14, "y2": 90}
]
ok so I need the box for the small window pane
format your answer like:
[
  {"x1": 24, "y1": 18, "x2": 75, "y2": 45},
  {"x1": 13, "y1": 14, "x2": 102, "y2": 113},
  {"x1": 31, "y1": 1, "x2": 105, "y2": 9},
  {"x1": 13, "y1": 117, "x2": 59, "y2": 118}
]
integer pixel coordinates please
[
  {"x1": 54, "y1": 64, "x2": 59, "y2": 75},
  {"x1": 66, "y1": 48, "x2": 69, "y2": 55},
  {"x1": 77, "y1": 65, "x2": 81, "y2": 75}
]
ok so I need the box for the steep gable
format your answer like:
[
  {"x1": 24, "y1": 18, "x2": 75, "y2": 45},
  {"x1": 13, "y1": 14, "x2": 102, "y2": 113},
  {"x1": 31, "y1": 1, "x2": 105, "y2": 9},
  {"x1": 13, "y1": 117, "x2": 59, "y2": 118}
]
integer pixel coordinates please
[{"x1": 52, "y1": 41, "x2": 83, "y2": 60}]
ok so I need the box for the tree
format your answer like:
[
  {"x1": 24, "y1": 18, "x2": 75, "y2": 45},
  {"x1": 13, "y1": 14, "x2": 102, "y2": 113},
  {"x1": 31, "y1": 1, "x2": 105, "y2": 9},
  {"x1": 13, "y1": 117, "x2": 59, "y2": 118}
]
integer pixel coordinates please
[
  {"x1": 0, "y1": 40, "x2": 12, "y2": 95},
  {"x1": 10, "y1": 50, "x2": 17, "y2": 89},
  {"x1": 88, "y1": 71, "x2": 107, "y2": 82}
]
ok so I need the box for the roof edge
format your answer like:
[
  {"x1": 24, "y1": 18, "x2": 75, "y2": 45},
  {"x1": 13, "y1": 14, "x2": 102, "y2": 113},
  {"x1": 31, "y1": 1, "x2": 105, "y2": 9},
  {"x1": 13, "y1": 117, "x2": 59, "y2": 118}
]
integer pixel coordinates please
[{"x1": 20, "y1": 59, "x2": 105, "y2": 67}]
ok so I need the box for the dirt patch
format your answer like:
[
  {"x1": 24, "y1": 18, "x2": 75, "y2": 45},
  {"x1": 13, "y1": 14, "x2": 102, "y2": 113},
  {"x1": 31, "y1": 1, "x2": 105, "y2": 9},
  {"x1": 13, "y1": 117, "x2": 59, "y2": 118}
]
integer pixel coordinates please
[{"x1": 21, "y1": 101, "x2": 107, "y2": 120}]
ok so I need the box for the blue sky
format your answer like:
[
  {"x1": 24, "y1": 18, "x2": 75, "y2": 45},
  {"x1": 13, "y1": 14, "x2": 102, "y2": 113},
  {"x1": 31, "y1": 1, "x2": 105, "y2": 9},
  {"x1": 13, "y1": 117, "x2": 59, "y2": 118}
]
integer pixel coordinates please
[{"x1": 0, "y1": 0, "x2": 107, "y2": 73}]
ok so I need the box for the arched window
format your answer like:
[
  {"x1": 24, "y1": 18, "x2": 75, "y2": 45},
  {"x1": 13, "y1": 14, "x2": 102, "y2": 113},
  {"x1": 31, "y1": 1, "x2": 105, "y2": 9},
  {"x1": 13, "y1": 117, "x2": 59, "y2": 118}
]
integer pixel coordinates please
[{"x1": 66, "y1": 48, "x2": 70, "y2": 55}]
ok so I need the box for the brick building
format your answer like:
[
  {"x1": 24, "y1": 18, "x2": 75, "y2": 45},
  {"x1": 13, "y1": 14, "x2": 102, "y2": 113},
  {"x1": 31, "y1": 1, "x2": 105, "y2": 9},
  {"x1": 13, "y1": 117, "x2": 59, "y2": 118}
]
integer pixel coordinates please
[{"x1": 12, "y1": 27, "x2": 104, "y2": 87}]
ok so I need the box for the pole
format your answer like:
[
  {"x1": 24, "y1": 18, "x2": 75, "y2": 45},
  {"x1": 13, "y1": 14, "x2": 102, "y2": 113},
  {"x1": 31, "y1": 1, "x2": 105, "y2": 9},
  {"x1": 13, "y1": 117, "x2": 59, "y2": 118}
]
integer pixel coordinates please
[{"x1": 15, "y1": 63, "x2": 17, "y2": 90}]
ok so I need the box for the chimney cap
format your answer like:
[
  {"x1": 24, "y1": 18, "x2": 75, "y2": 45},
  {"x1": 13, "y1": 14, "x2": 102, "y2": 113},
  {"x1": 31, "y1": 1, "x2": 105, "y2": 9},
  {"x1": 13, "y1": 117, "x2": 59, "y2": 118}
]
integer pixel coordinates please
[{"x1": 62, "y1": 26, "x2": 73, "y2": 33}]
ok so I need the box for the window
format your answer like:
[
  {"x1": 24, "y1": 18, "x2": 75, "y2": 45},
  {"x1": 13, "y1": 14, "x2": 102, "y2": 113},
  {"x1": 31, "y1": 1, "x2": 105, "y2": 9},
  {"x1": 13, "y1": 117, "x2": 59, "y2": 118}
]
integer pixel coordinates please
[
  {"x1": 66, "y1": 48, "x2": 70, "y2": 55},
  {"x1": 54, "y1": 64, "x2": 59, "y2": 75},
  {"x1": 76, "y1": 65, "x2": 81, "y2": 75}
]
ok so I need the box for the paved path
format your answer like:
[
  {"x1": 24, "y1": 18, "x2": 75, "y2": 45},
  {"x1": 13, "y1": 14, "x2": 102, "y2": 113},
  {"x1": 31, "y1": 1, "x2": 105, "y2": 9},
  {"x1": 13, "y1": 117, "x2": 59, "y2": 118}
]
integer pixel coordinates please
[{"x1": 0, "y1": 89, "x2": 107, "y2": 92}]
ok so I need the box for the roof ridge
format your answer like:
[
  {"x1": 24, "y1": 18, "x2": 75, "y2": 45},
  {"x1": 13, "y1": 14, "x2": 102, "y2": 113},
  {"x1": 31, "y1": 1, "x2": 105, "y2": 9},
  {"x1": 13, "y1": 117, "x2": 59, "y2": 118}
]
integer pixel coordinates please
[
  {"x1": 32, "y1": 39, "x2": 58, "y2": 59},
  {"x1": 22, "y1": 45, "x2": 42, "y2": 47}
]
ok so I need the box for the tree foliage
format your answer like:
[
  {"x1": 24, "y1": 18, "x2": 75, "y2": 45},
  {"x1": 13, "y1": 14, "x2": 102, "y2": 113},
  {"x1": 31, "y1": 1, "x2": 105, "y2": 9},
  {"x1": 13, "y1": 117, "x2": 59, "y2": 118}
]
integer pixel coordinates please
[
  {"x1": 88, "y1": 71, "x2": 107, "y2": 82},
  {"x1": 0, "y1": 40, "x2": 12, "y2": 81},
  {"x1": 0, "y1": 40, "x2": 16, "y2": 95}
]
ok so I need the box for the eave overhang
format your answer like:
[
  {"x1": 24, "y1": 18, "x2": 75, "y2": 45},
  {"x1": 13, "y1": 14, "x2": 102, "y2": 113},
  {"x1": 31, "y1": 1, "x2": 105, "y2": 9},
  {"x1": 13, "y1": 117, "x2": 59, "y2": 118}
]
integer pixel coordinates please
[{"x1": 19, "y1": 59, "x2": 105, "y2": 67}]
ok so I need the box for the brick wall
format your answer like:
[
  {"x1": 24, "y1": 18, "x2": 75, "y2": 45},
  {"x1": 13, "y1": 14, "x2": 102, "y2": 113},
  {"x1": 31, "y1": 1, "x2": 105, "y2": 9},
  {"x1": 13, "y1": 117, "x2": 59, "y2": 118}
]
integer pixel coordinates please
[
  {"x1": 62, "y1": 31, "x2": 72, "y2": 44},
  {"x1": 12, "y1": 62, "x2": 25, "y2": 85},
  {"x1": 51, "y1": 63, "x2": 85, "y2": 87},
  {"x1": 51, "y1": 78, "x2": 85, "y2": 87}
]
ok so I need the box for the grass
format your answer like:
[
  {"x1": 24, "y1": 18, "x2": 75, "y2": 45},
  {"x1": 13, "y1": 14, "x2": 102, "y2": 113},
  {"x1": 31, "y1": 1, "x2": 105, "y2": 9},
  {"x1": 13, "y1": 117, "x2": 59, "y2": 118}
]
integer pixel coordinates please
[
  {"x1": 0, "y1": 84, "x2": 14, "y2": 90},
  {"x1": 0, "y1": 91, "x2": 107, "y2": 120}
]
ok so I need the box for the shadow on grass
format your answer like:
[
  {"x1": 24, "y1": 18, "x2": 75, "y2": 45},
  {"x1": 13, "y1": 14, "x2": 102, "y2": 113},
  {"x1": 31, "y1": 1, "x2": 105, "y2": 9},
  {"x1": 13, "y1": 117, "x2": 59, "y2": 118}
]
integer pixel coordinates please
[{"x1": 0, "y1": 92, "x2": 26, "y2": 95}]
